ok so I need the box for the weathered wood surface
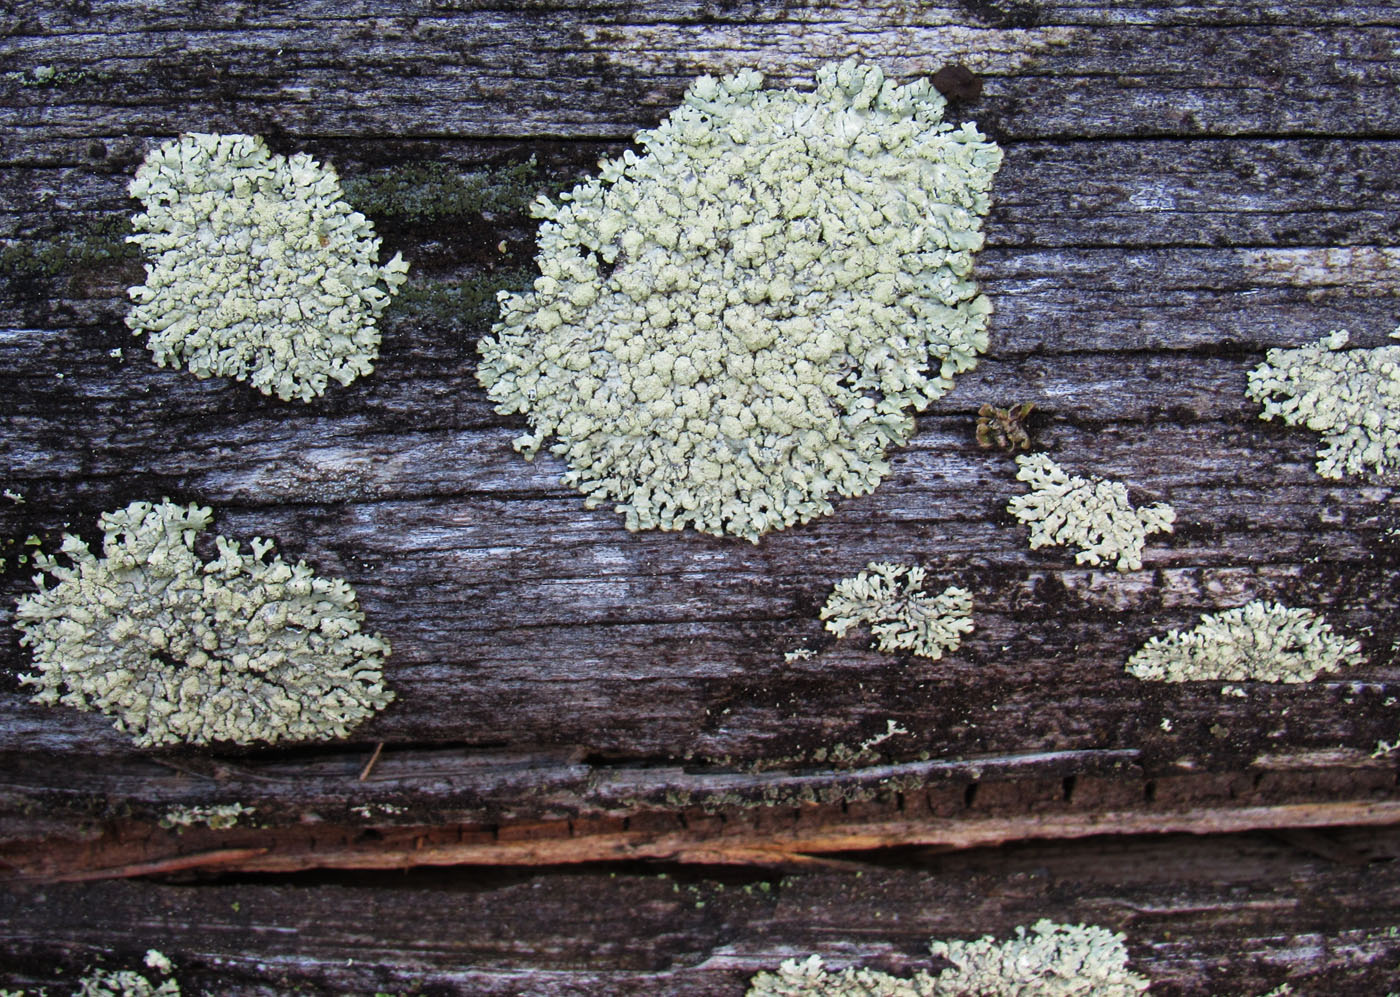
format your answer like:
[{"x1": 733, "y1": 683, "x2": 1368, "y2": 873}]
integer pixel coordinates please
[
  {"x1": 5, "y1": 829, "x2": 1400, "y2": 995},
  {"x1": 3, "y1": 0, "x2": 1400, "y2": 991}
]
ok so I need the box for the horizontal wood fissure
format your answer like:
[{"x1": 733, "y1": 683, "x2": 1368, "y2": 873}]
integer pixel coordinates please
[
  {"x1": 3, "y1": 743, "x2": 1396, "y2": 874},
  {"x1": 4, "y1": 827, "x2": 1400, "y2": 994},
  {"x1": 5, "y1": 760, "x2": 1399, "y2": 883}
]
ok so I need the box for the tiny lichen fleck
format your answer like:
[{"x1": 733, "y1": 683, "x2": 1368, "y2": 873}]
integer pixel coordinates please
[
  {"x1": 1007, "y1": 453, "x2": 1175, "y2": 572},
  {"x1": 820, "y1": 561, "x2": 973, "y2": 660},
  {"x1": 159, "y1": 802, "x2": 255, "y2": 830},
  {"x1": 1246, "y1": 327, "x2": 1400, "y2": 478},
  {"x1": 1126, "y1": 599, "x2": 1364, "y2": 684},
  {"x1": 126, "y1": 133, "x2": 409, "y2": 402},
  {"x1": 14, "y1": 499, "x2": 393, "y2": 746},
  {"x1": 746, "y1": 920, "x2": 1150, "y2": 996},
  {"x1": 478, "y1": 60, "x2": 1002, "y2": 541}
]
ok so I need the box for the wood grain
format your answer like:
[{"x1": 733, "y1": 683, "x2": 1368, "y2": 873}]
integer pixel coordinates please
[
  {"x1": 4, "y1": 829, "x2": 1400, "y2": 995},
  {"x1": 2, "y1": 1, "x2": 1400, "y2": 990}
]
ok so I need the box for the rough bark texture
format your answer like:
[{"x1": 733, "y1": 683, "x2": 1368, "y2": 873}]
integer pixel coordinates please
[{"x1": 2, "y1": 1, "x2": 1400, "y2": 993}]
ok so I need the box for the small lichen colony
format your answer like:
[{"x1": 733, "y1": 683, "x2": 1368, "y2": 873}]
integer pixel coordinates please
[
  {"x1": 821, "y1": 561, "x2": 973, "y2": 660},
  {"x1": 479, "y1": 60, "x2": 1002, "y2": 540},
  {"x1": 1246, "y1": 327, "x2": 1400, "y2": 479},
  {"x1": 1008, "y1": 454, "x2": 1175, "y2": 572},
  {"x1": 14, "y1": 499, "x2": 393, "y2": 746},
  {"x1": 2, "y1": 951, "x2": 181, "y2": 997},
  {"x1": 1126, "y1": 599, "x2": 1363, "y2": 684},
  {"x1": 159, "y1": 802, "x2": 255, "y2": 830},
  {"x1": 746, "y1": 920, "x2": 1149, "y2": 996},
  {"x1": 127, "y1": 132, "x2": 409, "y2": 402}
]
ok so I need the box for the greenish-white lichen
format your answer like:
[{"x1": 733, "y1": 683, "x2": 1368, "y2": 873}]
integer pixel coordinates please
[
  {"x1": 14, "y1": 952, "x2": 184, "y2": 997},
  {"x1": 821, "y1": 561, "x2": 973, "y2": 660},
  {"x1": 478, "y1": 60, "x2": 1002, "y2": 541},
  {"x1": 1246, "y1": 327, "x2": 1400, "y2": 479},
  {"x1": 1007, "y1": 453, "x2": 1175, "y2": 572},
  {"x1": 74, "y1": 970, "x2": 178, "y2": 997},
  {"x1": 1125, "y1": 599, "x2": 1364, "y2": 684},
  {"x1": 746, "y1": 920, "x2": 1149, "y2": 996},
  {"x1": 127, "y1": 133, "x2": 409, "y2": 402},
  {"x1": 159, "y1": 802, "x2": 255, "y2": 830},
  {"x1": 14, "y1": 499, "x2": 393, "y2": 747}
]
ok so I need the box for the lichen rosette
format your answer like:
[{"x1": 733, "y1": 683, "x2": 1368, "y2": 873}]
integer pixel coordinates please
[
  {"x1": 127, "y1": 132, "x2": 409, "y2": 402},
  {"x1": 14, "y1": 500, "x2": 394, "y2": 747},
  {"x1": 478, "y1": 61, "x2": 1002, "y2": 541},
  {"x1": 1246, "y1": 327, "x2": 1400, "y2": 479}
]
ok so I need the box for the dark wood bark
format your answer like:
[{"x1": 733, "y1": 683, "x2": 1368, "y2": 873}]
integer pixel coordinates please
[
  {"x1": 3, "y1": 1, "x2": 1400, "y2": 992},
  {"x1": 5, "y1": 829, "x2": 1400, "y2": 995}
]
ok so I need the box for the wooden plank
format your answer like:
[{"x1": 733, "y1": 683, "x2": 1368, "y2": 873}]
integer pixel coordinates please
[
  {"x1": 3, "y1": 828, "x2": 1399, "y2": 994},
  {"x1": 0, "y1": 3, "x2": 1398, "y2": 144},
  {"x1": 0, "y1": 5, "x2": 1398, "y2": 979}
]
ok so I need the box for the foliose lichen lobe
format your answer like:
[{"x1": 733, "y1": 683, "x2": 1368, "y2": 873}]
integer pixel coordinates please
[
  {"x1": 1246, "y1": 327, "x2": 1400, "y2": 478},
  {"x1": 14, "y1": 499, "x2": 393, "y2": 747},
  {"x1": 127, "y1": 132, "x2": 409, "y2": 402},
  {"x1": 1126, "y1": 599, "x2": 1363, "y2": 683},
  {"x1": 1007, "y1": 453, "x2": 1175, "y2": 572},
  {"x1": 746, "y1": 920, "x2": 1149, "y2": 996},
  {"x1": 478, "y1": 60, "x2": 1002, "y2": 541},
  {"x1": 821, "y1": 561, "x2": 973, "y2": 660}
]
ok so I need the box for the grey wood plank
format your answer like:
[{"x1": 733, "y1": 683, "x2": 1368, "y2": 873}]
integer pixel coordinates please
[{"x1": 3, "y1": 829, "x2": 1400, "y2": 994}]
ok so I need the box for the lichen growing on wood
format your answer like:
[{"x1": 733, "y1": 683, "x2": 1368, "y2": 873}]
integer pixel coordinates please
[
  {"x1": 14, "y1": 499, "x2": 393, "y2": 747},
  {"x1": 1246, "y1": 327, "x2": 1400, "y2": 479},
  {"x1": 126, "y1": 133, "x2": 409, "y2": 402},
  {"x1": 478, "y1": 60, "x2": 1002, "y2": 541},
  {"x1": 74, "y1": 965, "x2": 180, "y2": 997},
  {"x1": 159, "y1": 802, "x2": 255, "y2": 830},
  {"x1": 821, "y1": 561, "x2": 973, "y2": 660},
  {"x1": 1007, "y1": 453, "x2": 1175, "y2": 572},
  {"x1": 746, "y1": 919, "x2": 1150, "y2": 995},
  {"x1": 2, "y1": 952, "x2": 183, "y2": 997},
  {"x1": 1126, "y1": 599, "x2": 1364, "y2": 684}
]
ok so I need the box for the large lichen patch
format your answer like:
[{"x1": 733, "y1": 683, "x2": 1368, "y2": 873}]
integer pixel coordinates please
[
  {"x1": 1246, "y1": 327, "x2": 1400, "y2": 479},
  {"x1": 1125, "y1": 599, "x2": 1364, "y2": 684},
  {"x1": 14, "y1": 499, "x2": 393, "y2": 747},
  {"x1": 479, "y1": 60, "x2": 1002, "y2": 541},
  {"x1": 747, "y1": 919, "x2": 1150, "y2": 996},
  {"x1": 126, "y1": 132, "x2": 409, "y2": 402}
]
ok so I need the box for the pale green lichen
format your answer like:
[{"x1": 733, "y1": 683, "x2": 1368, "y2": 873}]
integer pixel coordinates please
[
  {"x1": 126, "y1": 133, "x2": 409, "y2": 402},
  {"x1": 478, "y1": 60, "x2": 1002, "y2": 541},
  {"x1": 1126, "y1": 599, "x2": 1364, "y2": 684},
  {"x1": 14, "y1": 499, "x2": 393, "y2": 746},
  {"x1": 821, "y1": 561, "x2": 973, "y2": 660},
  {"x1": 1246, "y1": 327, "x2": 1400, "y2": 479},
  {"x1": 746, "y1": 920, "x2": 1149, "y2": 996},
  {"x1": 74, "y1": 969, "x2": 178, "y2": 997},
  {"x1": 159, "y1": 802, "x2": 255, "y2": 830},
  {"x1": 1007, "y1": 453, "x2": 1175, "y2": 572},
  {"x1": 5, "y1": 64, "x2": 92, "y2": 87},
  {"x1": 6, "y1": 952, "x2": 184, "y2": 997}
]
